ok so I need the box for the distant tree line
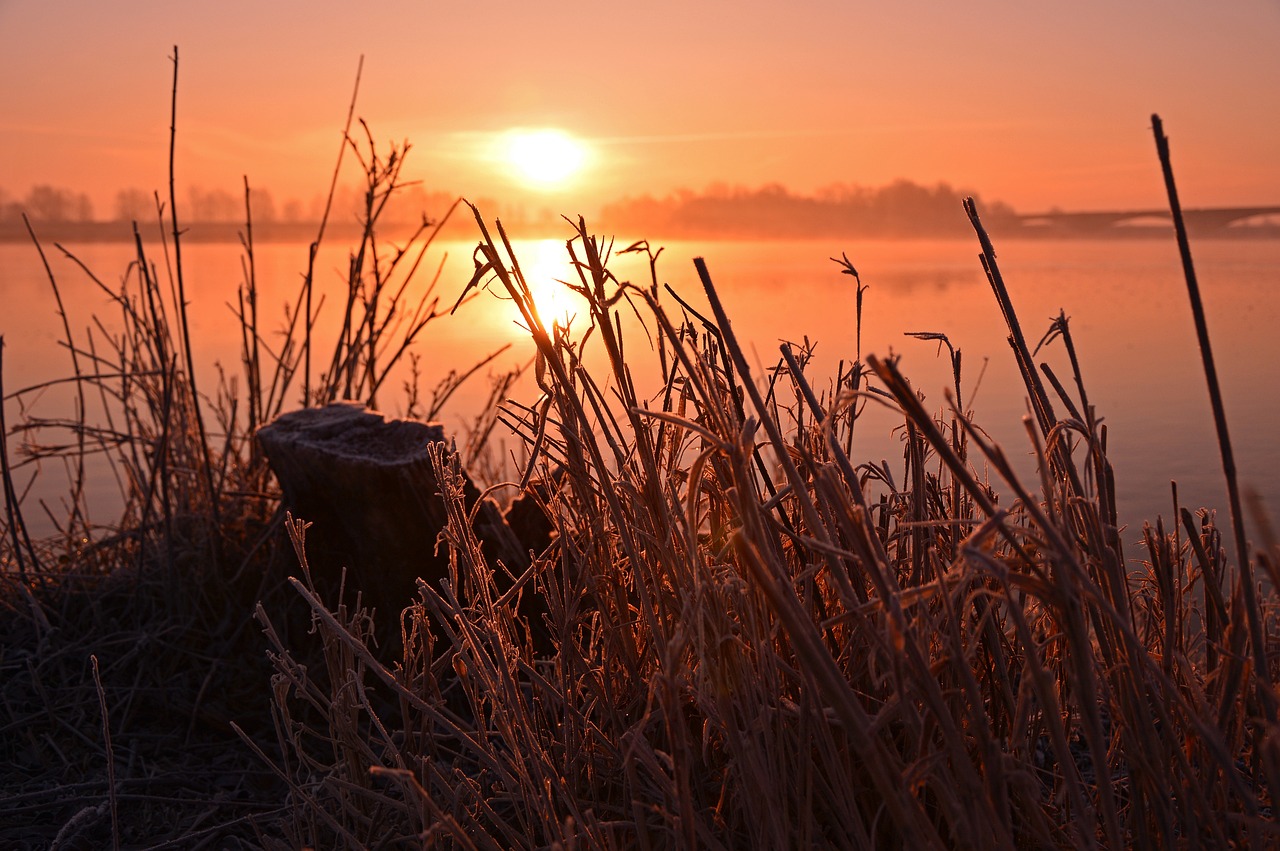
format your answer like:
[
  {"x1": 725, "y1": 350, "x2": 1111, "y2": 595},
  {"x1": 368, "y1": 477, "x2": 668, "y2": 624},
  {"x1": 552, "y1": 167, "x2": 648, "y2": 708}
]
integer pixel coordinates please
[
  {"x1": 0, "y1": 185, "x2": 97, "y2": 224},
  {"x1": 0, "y1": 182, "x2": 466, "y2": 228},
  {"x1": 599, "y1": 180, "x2": 1018, "y2": 238},
  {"x1": 3, "y1": 178, "x2": 1019, "y2": 240}
]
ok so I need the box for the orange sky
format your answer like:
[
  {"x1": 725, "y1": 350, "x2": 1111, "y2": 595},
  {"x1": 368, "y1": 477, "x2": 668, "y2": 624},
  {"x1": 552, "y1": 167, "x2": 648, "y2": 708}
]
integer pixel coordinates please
[{"x1": 2, "y1": 0, "x2": 1279, "y2": 216}]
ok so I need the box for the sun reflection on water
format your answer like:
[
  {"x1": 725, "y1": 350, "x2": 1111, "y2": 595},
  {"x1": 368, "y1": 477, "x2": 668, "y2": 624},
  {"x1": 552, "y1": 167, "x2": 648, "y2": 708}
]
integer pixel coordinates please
[{"x1": 517, "y1": 239, "x2": 587, "y2": 329}]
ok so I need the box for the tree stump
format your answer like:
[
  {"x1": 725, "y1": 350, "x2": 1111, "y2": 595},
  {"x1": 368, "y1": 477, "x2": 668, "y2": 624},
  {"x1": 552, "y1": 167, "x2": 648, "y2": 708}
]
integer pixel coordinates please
[{"x1": 256, "y1": 402, "x2": 533, "y2": 635}]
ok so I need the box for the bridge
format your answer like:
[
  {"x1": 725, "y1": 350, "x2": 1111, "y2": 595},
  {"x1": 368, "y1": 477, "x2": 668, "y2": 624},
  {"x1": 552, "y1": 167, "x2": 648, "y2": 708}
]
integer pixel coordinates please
[{"x1": 1017, "y1": 206, "x2": 1280, "y2": 235}]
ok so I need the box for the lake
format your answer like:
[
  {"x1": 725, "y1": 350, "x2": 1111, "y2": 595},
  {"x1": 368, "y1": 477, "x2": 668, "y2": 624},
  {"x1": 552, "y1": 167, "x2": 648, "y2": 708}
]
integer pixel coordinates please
[{"x1": 2, "y1": 229, "x2": 1277, "y2": 544}]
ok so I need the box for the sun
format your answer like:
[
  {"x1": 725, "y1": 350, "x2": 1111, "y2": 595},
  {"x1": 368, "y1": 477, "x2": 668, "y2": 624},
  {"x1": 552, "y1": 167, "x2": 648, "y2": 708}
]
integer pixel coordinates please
[{"x1": 503, "y1": 129, "x2": 587, "y2": 188}]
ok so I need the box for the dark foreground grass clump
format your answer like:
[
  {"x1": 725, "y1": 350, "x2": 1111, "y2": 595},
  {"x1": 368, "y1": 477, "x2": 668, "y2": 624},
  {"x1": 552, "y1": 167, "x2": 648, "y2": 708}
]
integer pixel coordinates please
[
  {"x1": 0, "y1": 67, "x2": 482, "y2": 844},
  {"x1": 2, "y1": 97, "x2": 1278, "y2": 847}
]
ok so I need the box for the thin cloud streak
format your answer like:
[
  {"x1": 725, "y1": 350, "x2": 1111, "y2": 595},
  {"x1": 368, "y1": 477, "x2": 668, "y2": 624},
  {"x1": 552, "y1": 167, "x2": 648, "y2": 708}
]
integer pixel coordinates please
[
  {"x1": 0, "y1": 122, "x2": 156, "y2": 145},
  {"x1": 589, "y1": 121, "x2": 1039, "y2": 146},
  {"x1": 438, "y1": 120, "x2": 1038, "y2": 152}
]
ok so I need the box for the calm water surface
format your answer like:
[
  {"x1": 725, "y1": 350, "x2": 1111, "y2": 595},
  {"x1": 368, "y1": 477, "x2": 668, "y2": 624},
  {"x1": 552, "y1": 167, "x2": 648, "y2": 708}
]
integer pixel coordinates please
[{"x1": 2, "y1": 233, "x2": 1277, "y2": 542}]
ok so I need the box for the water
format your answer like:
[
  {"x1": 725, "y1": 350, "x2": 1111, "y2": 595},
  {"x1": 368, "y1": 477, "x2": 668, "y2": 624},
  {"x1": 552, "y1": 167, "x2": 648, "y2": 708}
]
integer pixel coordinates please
[{"x1": 2, "y1": 233, "x2": 1277, "y2": 543}]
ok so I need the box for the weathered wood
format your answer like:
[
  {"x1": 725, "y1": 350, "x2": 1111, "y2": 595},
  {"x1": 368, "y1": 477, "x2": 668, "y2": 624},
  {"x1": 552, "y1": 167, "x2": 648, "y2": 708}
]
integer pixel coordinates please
[{"x1": 256, "y1": 402, "x2": 532, "y2": 629}]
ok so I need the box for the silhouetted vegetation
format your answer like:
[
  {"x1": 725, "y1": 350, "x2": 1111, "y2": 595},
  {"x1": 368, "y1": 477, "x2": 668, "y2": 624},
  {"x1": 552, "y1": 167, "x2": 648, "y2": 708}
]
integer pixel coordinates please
[
  {"x1": 0, "y1": 184, "x2": 96, "y2": 223},
  {"x1": 600, "y1": 179, "x2": 1019, "y2": 238},
  {"x1": 2, "y1": 180, "x2": 488, "y2": 240},
  {"x1": 2, "y1": 178, "x2": 1024, "y2": 243},
  {"x1": 6, "y1": 179, "x2": 1278, "y2": 845},
  {"x1": 3, "y1": 63, "x2": 1277, "y2": 847}
]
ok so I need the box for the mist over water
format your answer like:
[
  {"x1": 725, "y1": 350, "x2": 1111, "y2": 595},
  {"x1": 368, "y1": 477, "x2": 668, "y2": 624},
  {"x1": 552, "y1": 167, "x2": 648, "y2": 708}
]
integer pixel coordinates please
[{"x1": 3, "y1": 234, "x2": 1277, "y2": 543}]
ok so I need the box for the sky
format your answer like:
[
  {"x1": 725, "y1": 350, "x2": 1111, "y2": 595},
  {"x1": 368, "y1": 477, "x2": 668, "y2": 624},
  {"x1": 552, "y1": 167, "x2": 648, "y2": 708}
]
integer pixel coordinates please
[{"x1": 2, "y1": 0, "x2": 1279, "y2": 216}]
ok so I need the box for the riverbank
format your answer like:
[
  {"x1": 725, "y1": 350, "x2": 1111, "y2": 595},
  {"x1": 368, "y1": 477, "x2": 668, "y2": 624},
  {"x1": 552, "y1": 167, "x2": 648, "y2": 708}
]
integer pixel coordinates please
[{"x1": 6, "y1": 217, "x2": 1278, "y2": 245}]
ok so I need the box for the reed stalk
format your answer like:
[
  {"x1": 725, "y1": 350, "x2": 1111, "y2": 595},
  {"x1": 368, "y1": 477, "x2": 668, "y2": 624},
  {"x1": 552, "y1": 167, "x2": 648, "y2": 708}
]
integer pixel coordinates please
[{"x1": 1151, "y1": 113, "x2": 1275, "y2": 722}]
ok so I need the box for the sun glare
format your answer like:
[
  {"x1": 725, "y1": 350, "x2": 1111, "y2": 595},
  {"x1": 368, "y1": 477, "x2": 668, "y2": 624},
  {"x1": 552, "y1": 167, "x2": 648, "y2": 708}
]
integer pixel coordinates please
[
  {"x1": 522, "y1": 239, "x2": 585, "y2": 325},
  {"x1": 503, "y1": 129, "x2": 587, "y2": 188}
]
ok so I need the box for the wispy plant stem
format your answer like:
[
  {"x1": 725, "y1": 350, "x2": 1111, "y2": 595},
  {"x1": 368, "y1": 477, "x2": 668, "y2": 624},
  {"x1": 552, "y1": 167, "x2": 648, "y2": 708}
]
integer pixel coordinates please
[
  {"x1": 1, "y1": 338, "x2": 36, "y2": 580},
  {"x1": 167, "y1": 46, "x2": 220, "y2": 532},
  {"x1": 303, "y1": 56, "x2": 363, "y2": 407}
]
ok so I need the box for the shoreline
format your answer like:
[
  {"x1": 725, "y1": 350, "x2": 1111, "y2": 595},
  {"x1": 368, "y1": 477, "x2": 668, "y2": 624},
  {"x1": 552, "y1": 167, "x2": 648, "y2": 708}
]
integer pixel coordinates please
[{"x1": 4, "y1": 219, "x2": 1279, "y2": 245}]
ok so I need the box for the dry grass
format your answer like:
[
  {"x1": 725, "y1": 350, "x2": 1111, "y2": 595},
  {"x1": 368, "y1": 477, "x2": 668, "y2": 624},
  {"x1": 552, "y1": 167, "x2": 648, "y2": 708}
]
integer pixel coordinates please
[
  {"x1": 2, "y1": 73, "x2": 1278, "y2": 846},
  {"x1": 0, "y1": 55, "x2": 483, "y2": 845},
  {"x1": 235, "y1": 206, "x2": 1278, "y2": 849}
]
